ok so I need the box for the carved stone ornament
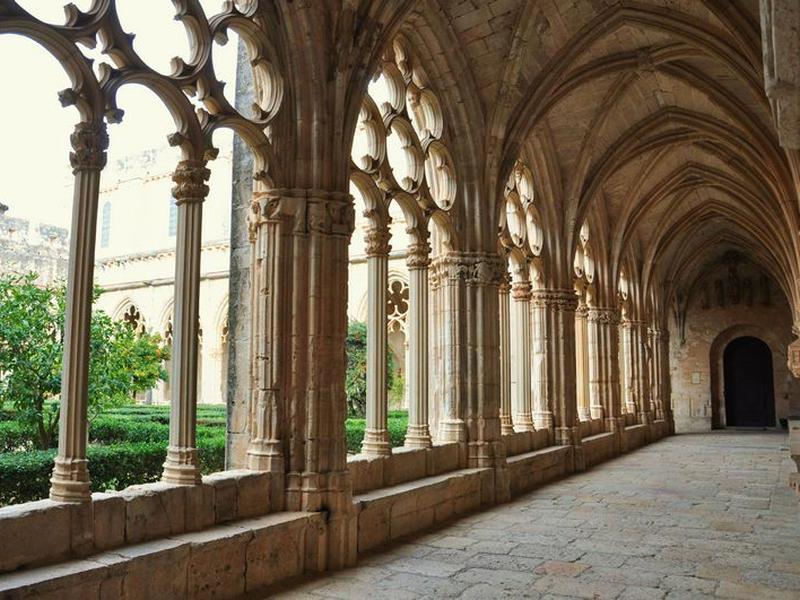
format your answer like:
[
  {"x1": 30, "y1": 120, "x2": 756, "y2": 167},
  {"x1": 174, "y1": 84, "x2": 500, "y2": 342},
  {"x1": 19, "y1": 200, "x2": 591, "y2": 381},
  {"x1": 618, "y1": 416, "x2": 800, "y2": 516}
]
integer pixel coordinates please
[
  {"x1": 69, "y1": 122, "x2": 109, "y2": 172},
  {"x1": 511, "y1": 280, "x2": 532, "y2": 301},
  {"x1": 364, "y1": 225, "x2": 392, "y2": 256},
  {"x1": 172, "y1": 160, "x2": 211, "y2": 203},
  {"x1": 587, "y1": 307, "x2": 619, "y2": 324},
  {"x1": 530, "y1": 289, "x2": 579, "y2": 311},
  {"x1": 406, "y1": 241, "x2": 432, "y2": 268}
]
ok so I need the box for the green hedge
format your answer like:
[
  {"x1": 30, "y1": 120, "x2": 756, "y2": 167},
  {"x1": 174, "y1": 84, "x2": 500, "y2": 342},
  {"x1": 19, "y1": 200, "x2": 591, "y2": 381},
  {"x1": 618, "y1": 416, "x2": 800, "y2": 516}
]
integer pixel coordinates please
[
  {"x1": 0, "y1": 436, "x2": 225, "y2": 506},
  {"x1": 345, "y1": 413, "x2": 408, "y2": 454}
]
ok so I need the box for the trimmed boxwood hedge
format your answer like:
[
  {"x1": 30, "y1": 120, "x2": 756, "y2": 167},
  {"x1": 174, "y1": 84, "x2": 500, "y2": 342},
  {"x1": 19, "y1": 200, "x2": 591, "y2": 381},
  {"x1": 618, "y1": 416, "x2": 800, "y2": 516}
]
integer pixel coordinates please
[
  {"x1": 0, "y1": 404, "x2": 409, "y2": 505},
  {"x1": 0, "y1": 436, "x2": 225, "y2": 506},
  {"x1": 345, "y1": 412, "x2": 408, "y2": 454}
]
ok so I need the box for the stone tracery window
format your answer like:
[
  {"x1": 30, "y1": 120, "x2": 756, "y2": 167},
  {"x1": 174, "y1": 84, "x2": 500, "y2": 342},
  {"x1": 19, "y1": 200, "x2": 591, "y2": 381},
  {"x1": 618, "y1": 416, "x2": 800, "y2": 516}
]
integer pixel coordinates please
[
  {"x1": 349, "y1": 36, "x2": 459, "y2": 454},
  {"x1": 121, "y1": 303, "x2": 145, "y2": 334},
  {"x1": 387, "y1": 278, "x2": 409, "y2": 334},
  {"x1": 498, "y1": 160, "x2": 539, "y2": 434},
  {"x1": 2, "y1": 1, "x2": 285, "y2": 500}
]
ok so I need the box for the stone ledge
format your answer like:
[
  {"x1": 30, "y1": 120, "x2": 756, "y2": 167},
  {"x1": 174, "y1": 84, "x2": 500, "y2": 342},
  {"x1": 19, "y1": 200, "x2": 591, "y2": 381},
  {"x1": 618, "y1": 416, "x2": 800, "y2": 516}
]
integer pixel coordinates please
[
  {"x1": 348, "y1": 442, "x2": 465, "y2": 494},
  {"x1": 582, "y1": 432, "x2": 617, "y2": 468},
  {"x1": 354, "y1": 467, "x2": 492, "y2": 553},
  {"x1": 0, "y1": 469, "x2": 275, "y2": 575},
  {"x1": 503, "y1": 429, "x2": 550, "y2": 457},
  {"x1": 0, "y1": 512, "x2": 322, "y2": 600},
  {"x1": 507, "y1": 445, "x2": 572, "y2": 496}
]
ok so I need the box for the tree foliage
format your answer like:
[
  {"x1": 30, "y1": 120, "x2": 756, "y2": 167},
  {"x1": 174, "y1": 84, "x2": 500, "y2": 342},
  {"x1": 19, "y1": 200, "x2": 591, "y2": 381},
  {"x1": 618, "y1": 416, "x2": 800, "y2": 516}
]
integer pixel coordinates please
[
  {"x1": 345, "y1": 320, "x2": 395, "y2": 417},
  {"x1": 0, "y1": 273, "x2": 169, "y2": 449}
]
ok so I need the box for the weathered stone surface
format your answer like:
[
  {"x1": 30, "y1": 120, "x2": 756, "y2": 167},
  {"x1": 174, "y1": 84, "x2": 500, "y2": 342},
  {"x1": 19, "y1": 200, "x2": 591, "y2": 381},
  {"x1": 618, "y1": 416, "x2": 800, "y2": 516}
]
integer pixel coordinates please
[
  {"x1": 0, "y1": 500, "x2": 71, "y2": 572},
  {"x1": 122, "y1": 482, "x2": 186, "y2": 544},
  {"x1": 91, "y1": 492, "x2": 125, "y2": 552},
  {"x1": 277, "y1": 433, "x2": 800, "y2": 599}
]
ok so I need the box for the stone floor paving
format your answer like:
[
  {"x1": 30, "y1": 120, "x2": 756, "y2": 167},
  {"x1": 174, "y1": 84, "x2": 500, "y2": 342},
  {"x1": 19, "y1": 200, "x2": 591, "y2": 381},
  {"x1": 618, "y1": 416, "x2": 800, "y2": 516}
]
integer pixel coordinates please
[{"x1": 270, "y1": 432, "x2": 800, "y2": 599}]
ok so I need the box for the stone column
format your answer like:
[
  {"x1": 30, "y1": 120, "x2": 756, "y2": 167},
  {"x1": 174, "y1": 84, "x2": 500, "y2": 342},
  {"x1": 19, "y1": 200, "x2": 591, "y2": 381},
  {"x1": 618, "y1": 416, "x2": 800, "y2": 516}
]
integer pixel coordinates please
[
  {"x1": 282, "y1": 191, "x2": 356, "y2": 569},
  {"x1": 162, "y1": 159, "x2": 210, "y2": 485},
  {"x1": 531, "y1": 291, "x2": 553, "y2": 432},
  {"x1": 50, "y1": 122, "x2": 108, "y2": 503},
  {"x1": 634, "y1": 321, "x2": 653, "y2": 426},
  {"x1": 361, "y1": 224, "x2": 392, "y2": 455},
  {"x1": 428, "y1": 262, "x2": 444, "y2": 438},
  {"x1": 246, "y1": 192, "x2": 291, "y2": 474},
  {"x1": 437, "y1": 256, "x2": 467, "y2": 442},
  {"x1": 620, "y1": 318, "x2": 637, "y2": 415},
  {"x1": 511, "y1": 279, "x2": 534, "y2": 431},
  {"x1": 575, "y1": 298, "x2": 591, "y2": 421},
  {"x1": 659, "y1": 329, "x2": 674, "y2": 433},
  {"x1": 498, "y1": 276, "x2": 514, "y2": 435},
  {"x1": 587, "y1": 307, "x2": 623, "y2": 434},
  {"x1": 404, "y1": 239, "x2": 432, "y2": 448},
  {"x1": 648, "y1": 327, "x2": 662, "y2": 421},
  {"x1": 463, "y1": 254, "x2": 509, "y2": 501},
  {"x1": 531, "y1": 290, "x2": 581, "y2": 455}
]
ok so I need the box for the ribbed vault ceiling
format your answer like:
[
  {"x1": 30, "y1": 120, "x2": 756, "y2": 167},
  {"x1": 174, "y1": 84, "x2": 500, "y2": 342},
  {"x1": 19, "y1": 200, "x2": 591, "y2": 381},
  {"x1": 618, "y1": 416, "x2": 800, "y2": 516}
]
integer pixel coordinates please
[{"x1": 400, "y1": 0, "x2": 799, "y2": 321}]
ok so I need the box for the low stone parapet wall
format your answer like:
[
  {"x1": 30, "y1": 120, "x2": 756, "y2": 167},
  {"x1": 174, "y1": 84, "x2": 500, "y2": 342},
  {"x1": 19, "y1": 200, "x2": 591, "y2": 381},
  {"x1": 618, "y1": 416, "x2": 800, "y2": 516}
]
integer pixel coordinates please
[
  {"x1": 354, "y1": 467, "x2": 494, "y2": 553},
  {"x1": 0, "y1": 470, "x2": 277, "y2": 575},
  {"x1": 0, "y1": 511, "x2": 322, "y2": 600},
  {"x1": 348, "y1": 442, "x2": 465, "y2": 494}
]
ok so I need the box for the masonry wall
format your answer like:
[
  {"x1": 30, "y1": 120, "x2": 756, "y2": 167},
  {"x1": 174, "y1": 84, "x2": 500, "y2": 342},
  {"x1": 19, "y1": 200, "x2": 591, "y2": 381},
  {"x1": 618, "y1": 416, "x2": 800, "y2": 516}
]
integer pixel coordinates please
[{"x1": 670, "y1": 261, "x2": 800, "y2": 432}]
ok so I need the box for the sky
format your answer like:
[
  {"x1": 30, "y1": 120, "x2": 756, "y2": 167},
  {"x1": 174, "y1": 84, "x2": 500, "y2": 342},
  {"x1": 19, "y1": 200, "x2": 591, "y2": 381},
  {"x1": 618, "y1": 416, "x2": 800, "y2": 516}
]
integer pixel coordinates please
[{"x1": 0, "y1": 1, "x2": 238, "y2": 229}]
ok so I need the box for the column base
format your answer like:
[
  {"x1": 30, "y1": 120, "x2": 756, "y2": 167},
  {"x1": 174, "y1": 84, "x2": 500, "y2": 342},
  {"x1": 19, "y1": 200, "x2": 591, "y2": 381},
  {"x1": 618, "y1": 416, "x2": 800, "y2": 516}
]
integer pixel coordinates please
[
  {"x1": 438, "y1": 419, "x2": 466, "y2": 443},
  {"x1": 404, "y1": 424, "x2": 432, "y2": 449},
  {"x1": 500, "y1": 416, "x2": 515, "y2": 436},
  {"x1": 246, "y1": 440, "x2": 284, "y2": 472},
  {"x1": 49, "y1": 457, "x2": 92, "y2": 503},
  {"x1": 361, "y1": 429, "x2": 391, "y2": 456},
  {"x1": 514, "y1": 414, "x2": 535, "y2": 432},
  {"x1": 162, "y1": 446, "x2": 201, "y2": 484},
  {"x1": 534, "y1": 411, "x2": 553, "y2": 431},
  {"x1": 589, "y1": 405, "x2": 604, "y2": 420},
  {"x1": 555, "y1": 426, "x2": 581, "y2": 446}
]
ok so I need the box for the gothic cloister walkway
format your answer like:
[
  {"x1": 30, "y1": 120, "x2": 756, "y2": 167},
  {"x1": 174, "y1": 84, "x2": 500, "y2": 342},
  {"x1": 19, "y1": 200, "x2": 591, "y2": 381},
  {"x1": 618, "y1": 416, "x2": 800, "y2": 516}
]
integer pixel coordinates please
[{"x1": 272, "y1": 433, "x2": 800, "y2": 600}]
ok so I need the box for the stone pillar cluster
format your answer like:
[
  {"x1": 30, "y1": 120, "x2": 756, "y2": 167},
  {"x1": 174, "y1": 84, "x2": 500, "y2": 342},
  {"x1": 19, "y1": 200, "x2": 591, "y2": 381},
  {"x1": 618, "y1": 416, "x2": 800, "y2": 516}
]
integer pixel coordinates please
[{"x1": 587, "y1": 307, "x2": 623, "y2": 433}]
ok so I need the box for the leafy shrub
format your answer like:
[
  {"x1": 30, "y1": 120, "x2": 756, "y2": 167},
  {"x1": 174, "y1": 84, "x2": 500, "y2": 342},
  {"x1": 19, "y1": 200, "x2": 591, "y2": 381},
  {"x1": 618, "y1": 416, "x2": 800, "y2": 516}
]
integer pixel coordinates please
[
  {"x1": 0, "y1": 421, "x2": 35, "y2": 452},
  {"x1": 345, "y1": 320, "x2": 396, "y2": 418},
  {"x1": 0, "y1": 435, "x2": 226, "y2": 506}
]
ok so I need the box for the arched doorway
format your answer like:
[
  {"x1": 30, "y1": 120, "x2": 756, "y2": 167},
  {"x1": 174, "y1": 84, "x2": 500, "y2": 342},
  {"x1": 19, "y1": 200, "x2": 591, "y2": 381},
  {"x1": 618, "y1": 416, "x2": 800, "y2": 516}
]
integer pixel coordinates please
[{"x1": 723, "y1": 336, "x2": 775, "y2": 427}]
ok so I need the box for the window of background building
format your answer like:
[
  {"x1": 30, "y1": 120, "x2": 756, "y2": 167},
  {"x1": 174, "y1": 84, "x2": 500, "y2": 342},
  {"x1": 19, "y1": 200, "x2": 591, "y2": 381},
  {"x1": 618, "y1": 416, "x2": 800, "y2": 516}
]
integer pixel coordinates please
[
  {"x1": 168, "y1": 197, "x2": 177, "y2": 237},
  {"x1": 100, "y1": 201, "x2": 111, "y2": 248}
]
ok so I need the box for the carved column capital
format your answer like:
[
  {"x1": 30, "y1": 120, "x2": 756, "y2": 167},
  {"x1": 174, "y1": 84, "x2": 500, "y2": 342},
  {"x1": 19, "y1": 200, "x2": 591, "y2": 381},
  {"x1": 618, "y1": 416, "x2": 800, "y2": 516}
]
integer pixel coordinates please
[
  {"x1": 364, "y1": 225, "x2": 391, "y2": 256},
  {"x1": 511, "y1": 279, "x2": 532, "y2": 301},
  {"x1": 587, "y1": 306, "x2": 620, "y2": 325},
  {"x1": 172, "y1": 159, "x2": 210, "y2": 204},
  {"x1": 69, "y1": 122, "x2": 108, "y2": 172},
  {"x1": 406, "y1": 241, "x2": 431, "y2": 269},
  {"x1": 530, "y1": 289, "x2": 579, "y2": 312}
]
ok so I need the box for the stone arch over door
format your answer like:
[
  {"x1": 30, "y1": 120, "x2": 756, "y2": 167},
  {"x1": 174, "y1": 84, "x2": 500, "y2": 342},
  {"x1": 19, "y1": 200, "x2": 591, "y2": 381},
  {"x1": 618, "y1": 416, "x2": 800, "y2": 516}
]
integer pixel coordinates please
[{"x1": 709, "y1": 325, "x2": 785, "y2": 429}]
